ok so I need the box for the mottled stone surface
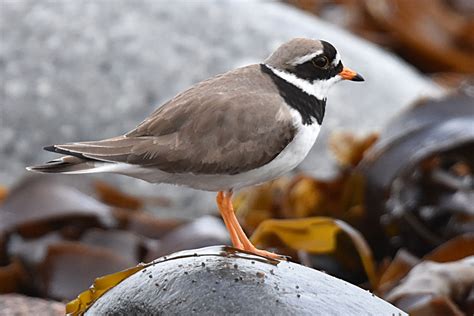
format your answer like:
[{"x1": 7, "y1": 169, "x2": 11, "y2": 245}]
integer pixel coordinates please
[
  {"x1": 84, "y1": 246, "x2": 407, "y2": 316},
  {"x1": 0, "y1": 0, "x2": 442, "y2": 217},
  {"x1": 0, "y1": 294, "x2": 65, "y2": 316}
]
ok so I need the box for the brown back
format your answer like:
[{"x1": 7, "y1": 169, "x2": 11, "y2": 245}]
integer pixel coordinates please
[{"x1": 55, "y1": 65, "x2": 296, "y2": 175}]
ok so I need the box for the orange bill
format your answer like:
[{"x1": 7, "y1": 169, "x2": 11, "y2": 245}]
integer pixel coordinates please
[{"x1": 339, "y1": 67, "x2": 364, "y2": 81}]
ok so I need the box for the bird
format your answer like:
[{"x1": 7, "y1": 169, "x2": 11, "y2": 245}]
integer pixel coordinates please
[{"x1": 28, "y1": 38, "x2": 364, "y2": 260}]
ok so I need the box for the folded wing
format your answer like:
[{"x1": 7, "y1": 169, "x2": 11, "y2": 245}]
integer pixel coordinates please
[{"x1": 45, "y1": 66, "x2": 296, "y2": 175}]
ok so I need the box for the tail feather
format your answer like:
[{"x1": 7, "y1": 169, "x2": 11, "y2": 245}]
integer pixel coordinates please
[
  {"x1": 42, "y1": 137, "x2": 143, "y2": 163},
  {"x1": 28, "y1": 137, "x2": 142, "y2": 174},
  {"x1": 27, "y1": 155, "x2": 98, "y2": 174}
]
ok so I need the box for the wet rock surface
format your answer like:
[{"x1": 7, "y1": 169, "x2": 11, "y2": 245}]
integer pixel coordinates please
[
  {"x1": 82, "y1": 246, "x2": 406, "y2": 316},
  {"x1": 0, "y1": 0, "x2": 442, "y2": 217}
]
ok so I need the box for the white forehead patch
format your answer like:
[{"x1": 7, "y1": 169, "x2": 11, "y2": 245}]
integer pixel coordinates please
[{"x1": 290, "y1": 49, "x2": 323, "y2": 66}]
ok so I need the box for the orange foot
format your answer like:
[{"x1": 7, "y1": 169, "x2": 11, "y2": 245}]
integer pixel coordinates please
[
  {"x1": 241, "y1": 244, "x2": 288, "y2": 260},
  {"x1": 217, "y1": 190, "x2": 287, "y2": 261}
]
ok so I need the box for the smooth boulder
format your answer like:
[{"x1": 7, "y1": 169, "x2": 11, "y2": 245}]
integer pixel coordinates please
[{"x1": 81, "y1": 246, "x2": 406, "y2": 315}]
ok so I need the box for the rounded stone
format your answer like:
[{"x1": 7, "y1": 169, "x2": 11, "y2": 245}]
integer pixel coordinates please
[{"x1": 84, "y1": 246, "x2": 406, "y2": 315}]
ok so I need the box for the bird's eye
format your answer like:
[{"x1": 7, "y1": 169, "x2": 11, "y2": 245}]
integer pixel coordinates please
[{"x1": 312, "y1": 56, "x2": 329, "y2": 68}]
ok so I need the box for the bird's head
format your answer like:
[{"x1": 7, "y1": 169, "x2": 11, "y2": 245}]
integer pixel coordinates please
[{"x1": 264, "y1": 38, "x2": 363, "y2": 100}]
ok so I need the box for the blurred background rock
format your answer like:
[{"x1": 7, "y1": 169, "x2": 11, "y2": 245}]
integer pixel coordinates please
[
  {"x1": 0, "y1": 0, "x2": 443, "y2": 218},
  {"x1": 1, "y1": 1, "x2": 473, "y2": 315}
]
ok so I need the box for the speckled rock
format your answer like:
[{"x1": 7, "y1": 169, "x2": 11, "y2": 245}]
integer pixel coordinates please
[
  {"x1": 0, "y1": 0, "x2": 442, "y2": 217},
  {"x1": 82, "y1": 246, "x2": 407, "y2": 315},
  {"x1": 0, "y1": 294, "x2": 65, "y2": 316}
]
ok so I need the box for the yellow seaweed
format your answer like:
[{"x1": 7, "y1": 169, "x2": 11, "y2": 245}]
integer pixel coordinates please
[
  {"x1": 251, "y1": 217, "x2": 377, "y2": 286},
  {"x1": 66, "y1": 262, "x2": 152, "y2": 315}
]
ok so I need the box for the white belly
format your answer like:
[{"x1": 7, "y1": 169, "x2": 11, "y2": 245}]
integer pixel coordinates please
[{"x1": 119, "y1": 109, "x2": 321, "y2": 191}]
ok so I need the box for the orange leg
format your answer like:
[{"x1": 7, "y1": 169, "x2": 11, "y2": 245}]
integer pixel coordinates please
[
  {"x1": 217, "y1": 191, "x2": 243, "y2": 249},
  {"x1": 222, "y1": 191, "x2": 285, "y2": 260}
]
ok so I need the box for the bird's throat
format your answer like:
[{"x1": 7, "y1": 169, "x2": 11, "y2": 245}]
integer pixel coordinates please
[{"x1": 260, "y1": 64, "x2": 326, "y2": 126}]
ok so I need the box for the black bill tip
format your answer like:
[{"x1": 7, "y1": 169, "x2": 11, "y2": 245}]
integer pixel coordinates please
[{"x1": 351, "y1": 73, "x2": 364, "y2": 82}]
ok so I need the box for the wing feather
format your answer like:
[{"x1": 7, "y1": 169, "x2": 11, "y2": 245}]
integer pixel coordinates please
[{"x1": 49, "y1": 65, "x2": 297, "y2": 175}]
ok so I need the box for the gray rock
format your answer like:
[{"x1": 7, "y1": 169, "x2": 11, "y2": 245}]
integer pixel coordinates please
[
  {"x1": 0, "y1": 294, "x2": 64, "y2": 316},
  {"x1": 0, "y1": 0, "x2": 442, "y2": 217},
  {"x1": 83, "y1": 246, "x2": 407, "y2": 315}
]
